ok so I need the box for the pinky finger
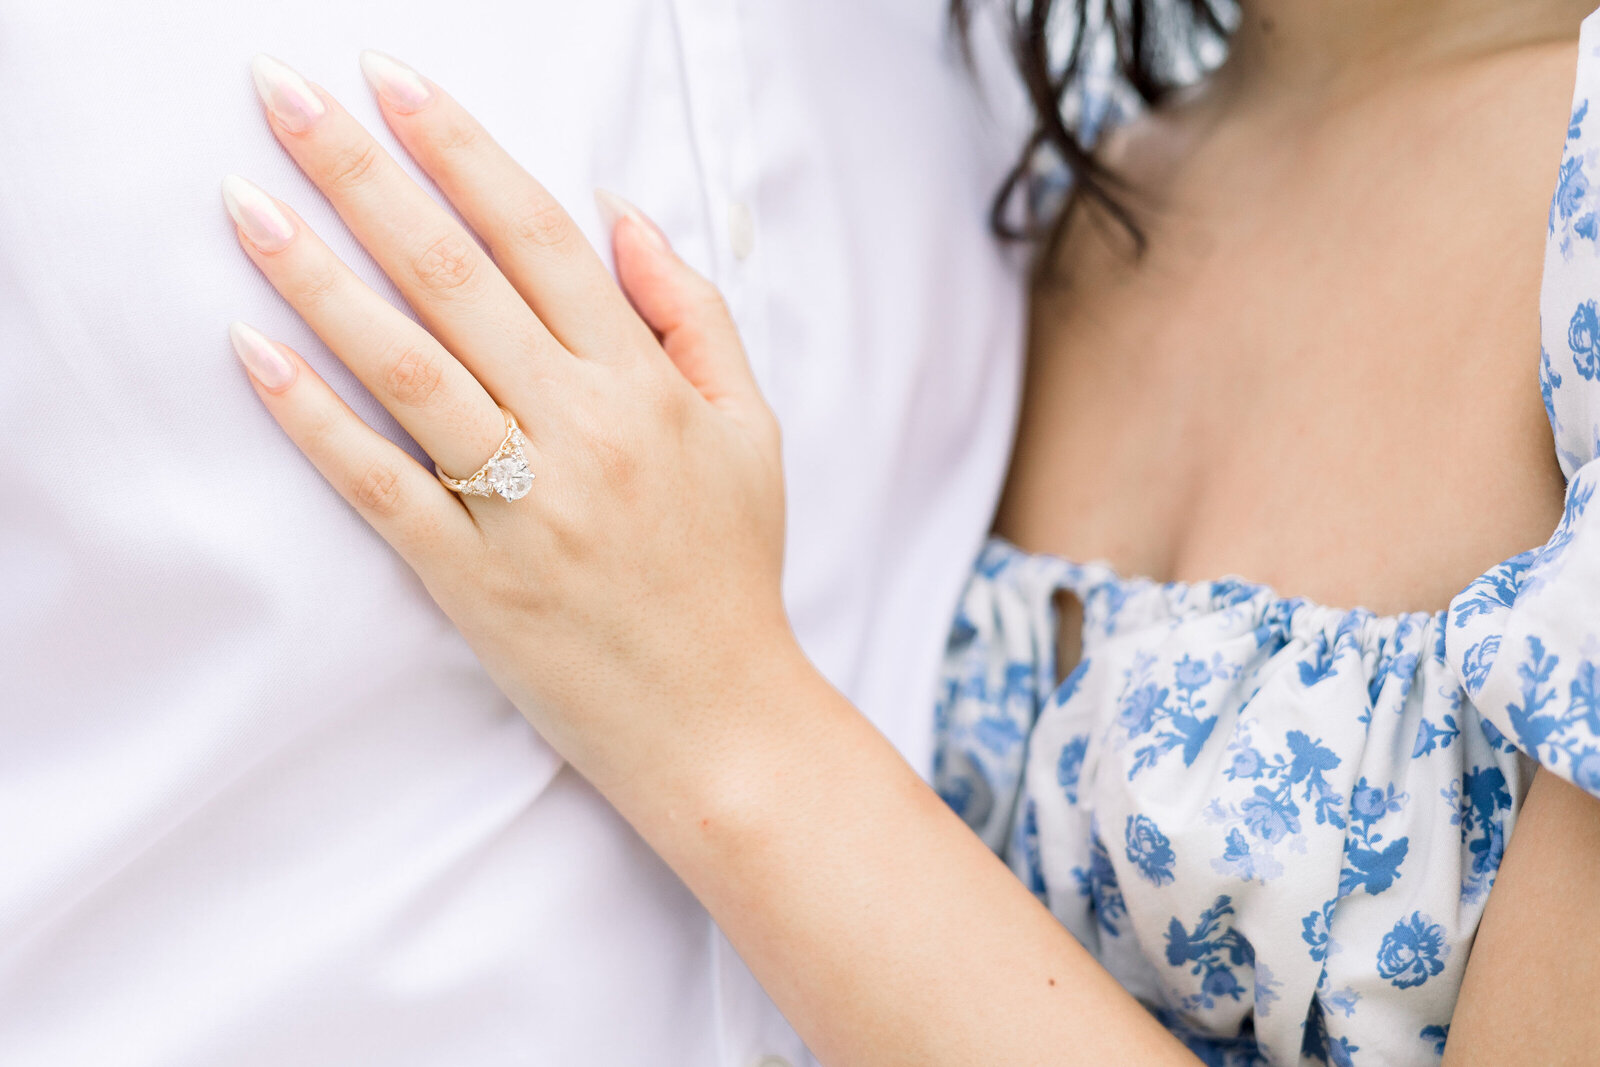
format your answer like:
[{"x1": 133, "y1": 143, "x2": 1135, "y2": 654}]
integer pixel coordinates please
[{"x1": 229, "y1": 321, "x2": 476, "y2": 564}]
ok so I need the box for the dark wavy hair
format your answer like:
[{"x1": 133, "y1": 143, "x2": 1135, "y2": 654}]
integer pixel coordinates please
[{"x1": 952, "y1": 0, "x2": 1236, "y2": 253}]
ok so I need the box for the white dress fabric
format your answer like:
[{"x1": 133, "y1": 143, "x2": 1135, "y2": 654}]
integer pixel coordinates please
[{"x1": 935, "y1": 13, "x2": 1600, "y2": 1066}]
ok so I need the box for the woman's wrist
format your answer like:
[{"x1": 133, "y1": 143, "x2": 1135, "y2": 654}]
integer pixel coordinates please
[
  {"x1": 593, "y1": 639, "x2": 1198, "y2": 1067},
  {"x1": 591, "y1": 633, "x2": 844, "y2": 844}
]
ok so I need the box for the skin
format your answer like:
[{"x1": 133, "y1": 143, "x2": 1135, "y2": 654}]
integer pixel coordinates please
[
  {"x1": 222, "y1": 2, "x2": 1599, "y2": 1058},
  {"x1": 1001, "y1": 0, "x2": 1600, "y2": 1061},
  {"x1": 1005, "y1": 9, "x2": 1575, "y2": 619}
]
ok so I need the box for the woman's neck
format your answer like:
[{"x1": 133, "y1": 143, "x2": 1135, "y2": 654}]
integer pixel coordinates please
[{"x1": 1220, "y1": 0, "x2": 1589, "y2": 101}]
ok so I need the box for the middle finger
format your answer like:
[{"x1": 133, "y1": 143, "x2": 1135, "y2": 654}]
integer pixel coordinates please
[{"x1": 249, "y1": 54, "x2": 564, "y2": 405}]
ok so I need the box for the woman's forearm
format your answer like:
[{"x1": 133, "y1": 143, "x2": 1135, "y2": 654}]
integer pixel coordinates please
[{"x1": 603, "y1": 653, "x2": 1197, "y2": 1067}]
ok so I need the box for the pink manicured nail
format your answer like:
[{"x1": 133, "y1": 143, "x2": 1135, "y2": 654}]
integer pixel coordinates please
[
  {"x1": 251, "y1": 54, "x2": 326, "y2": 132},
  {"x1": 594, "y1": 189, "x2": 669, "y2": 251},
  {"x1": 229, "y1": 321, "x2": 297, "y2": 391},
  {"x1": 221, "y1": 175, "x2": 295, "y2": 253},
  {"x1": 359, "y1": 50, "x2": 433, "y2": 113}
]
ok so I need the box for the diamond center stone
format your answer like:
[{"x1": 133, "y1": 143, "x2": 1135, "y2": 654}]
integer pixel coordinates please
[{"x1": 486, "y1": 453, "x2": 533, "y2": 501}]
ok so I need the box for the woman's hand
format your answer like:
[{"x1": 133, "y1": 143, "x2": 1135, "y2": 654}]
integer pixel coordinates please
[
  {"x1": 226, "y1": 53, "x2": 793, "y2": 792},
  {"x1": 226, "y1": 52, "x2": 1199, "y2": 1067}
]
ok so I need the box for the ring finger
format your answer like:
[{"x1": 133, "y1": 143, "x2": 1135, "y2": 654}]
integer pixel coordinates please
[{"x1": 223, "y1": 173, "x2": 507, "y2": 482}]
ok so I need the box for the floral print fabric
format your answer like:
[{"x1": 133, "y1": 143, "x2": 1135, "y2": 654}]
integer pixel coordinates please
[{"x1": 934, "y1": 13, "x2": 1600, "y2": 1066}]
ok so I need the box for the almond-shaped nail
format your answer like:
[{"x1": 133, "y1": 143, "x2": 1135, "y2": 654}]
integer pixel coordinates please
[
  {"x1": 229, "y1": 322, "x2": 297, "y2": 391},
  {"x1": 359, "y1": 50, "x2": 433, "y2": 113},
  {"x1": 251, "y1": 54, "x2": 326, "y2": 132},
  {"x1": 221, "y1": 175, "x2": 295, "y2": 253},
  {"x1": 594, "y1": 189, "x2": 669, "y2": 251}
]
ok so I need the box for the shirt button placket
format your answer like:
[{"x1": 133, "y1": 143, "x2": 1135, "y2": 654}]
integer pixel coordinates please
[{"x1": 667, "y1": 2, "x2": 794, "y2": 1065}]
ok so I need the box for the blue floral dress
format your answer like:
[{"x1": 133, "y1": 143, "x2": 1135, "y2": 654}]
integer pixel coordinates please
[{"x1": 934, "y1": 16, "x2": 1600, "y2": 1067}]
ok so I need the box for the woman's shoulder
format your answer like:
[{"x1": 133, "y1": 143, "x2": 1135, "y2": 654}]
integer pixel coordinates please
[{"x1": 1444, "y1": 17, "x2": 1600, "y2": 800}]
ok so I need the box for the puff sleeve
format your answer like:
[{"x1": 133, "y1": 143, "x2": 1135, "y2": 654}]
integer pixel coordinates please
[{"x1": 1446, "y1": 21, "x2": 1600, "y2": 795}]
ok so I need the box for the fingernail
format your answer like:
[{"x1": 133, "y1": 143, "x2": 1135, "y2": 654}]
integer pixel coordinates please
[
  {"x1": 251, "y1": 54, "x2": 326, "y2": 133},
  {"x1": 359, "y1": 50, "x2": 433, "y2": 113},
  {"x1": 221, "y1": 175, "x2": 296, "y2": 253},
  {"x1": 594, "y1": 189, "x2": 669, "y2": 251},
  {"x1": 229, "y1": 322, "x2": 297, "y2": 391}
]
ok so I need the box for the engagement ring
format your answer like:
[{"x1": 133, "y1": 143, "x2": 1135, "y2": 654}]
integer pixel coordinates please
[{"x1": 436, "y1": 408, "x2": 534, "y2": 501}]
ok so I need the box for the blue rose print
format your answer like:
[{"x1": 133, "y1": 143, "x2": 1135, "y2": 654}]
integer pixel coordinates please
[
  {"x1": 1240, "y1": 789, "x2": 1300, "y2": 843},
  {"x1": 1570, "y1": 300, "x2": 1600, "y2": 381},
  {"x1": 1553, "y1": 102, "x2": 1600, "y2": 255},
  {"x1": 1558, "y1": 153, "x2": 1591, "y2": 223},
  {"x1": 1420, "y1": 1024, "x2": 1450, "y2": 1056},
  {"x1": 1211, "y1": 826, "x2": 1283, "y2": 884},
  {"x1": 1056, "y1": 735, "x2": 1090, "y2": 804},
  {"x1": 1174, "y1": 654, "x2": 1213, "y2": 690},
  {"x1": 1301, "y1": 900, "x2": 1335, "y2": 963},
  {"x1": 1124, "y1": 814, "x2": 1177, "y2": 886},
  {"x1": 1117, "y1": 682, "x2": 1168, "y2": 735},
  {"x1": 1338, "y1": 778, "x2": 1410, "y2": 898},
  {"x1": 1377, "y1": 913, "x2": 1449, "y2": 989},
  {"x1": 1458, "y1": 634, "x2": 1500, "y2": 694},
  {"x1": 1541, "y1": 346, "x2": 1564, "y2": 428},
  {"x1": 1165, "y1": 896, "x2": 1256, "y2": 1015},
  {"x1": 1226, "y1": 746, "x2": 1262, "y2": 780},
  {"x1": 1072, "y1": 825, "x2": 1127, "y2": 938}
]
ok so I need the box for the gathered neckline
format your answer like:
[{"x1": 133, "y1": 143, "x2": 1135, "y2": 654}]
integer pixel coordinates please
[{"x1": 983, "y1": 536, "x2": 1446, "y2": 650}]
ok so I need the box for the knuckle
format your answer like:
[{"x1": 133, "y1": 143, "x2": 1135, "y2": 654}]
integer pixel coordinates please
[
  {"x1": 318, "y1": 140, "x2": 385, "y2": 193},
  {"x1": 597, "y1": 436, "x2": 641, "y2": 488},
  {"x1": 507, "y1": 198, "x2": 575, "y2": 251},
  {"x1": 576, "y1": 407, "x2": 642, "y2": 491},
  {"x1": 411, "y1": 231, "x2": 480, "y2": 295},
  {"x1": 350, "y1": 460, "x2": 406, "y2": 517},
  {"x1": 475, "y1": 547, "x2": 518, "y2": 602},
  {"x1": 300, "y1": 405, "x2": 346, "y2": 456},
  {"x1": 432, "y1": 118, "x2": 481, "y2": 155},
  {"x1": 645, "y1": 370, "x2": 688, "y2": 425},
  {"x1": 283, "y1": 261, "x2": 343, "y2": 307},
  {"x1": 480, "y1": 540, "x2": 559, "y2": 614},
  {"x1": 693, "y1": 284, "x2": 731, "y2": 325},
  {"x1": 382, "y1": 343, "x2": 446, "y2": 407},
  {"x1": 545, "y1": 512, "x2": 593, "y2": 573}
]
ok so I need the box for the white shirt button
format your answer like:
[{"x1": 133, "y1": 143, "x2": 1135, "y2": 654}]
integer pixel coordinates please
[
  {"x1": 728, "y1": 200, "x2": 756, "y2": 260},
  {"x1": 751, "y1": 1057, "x2": 792, "y2": 1067}
]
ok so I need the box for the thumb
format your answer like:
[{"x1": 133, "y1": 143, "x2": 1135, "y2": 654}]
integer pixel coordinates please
[{"x1": 596, "y1": 190, "x2": 762, "y2": 415}]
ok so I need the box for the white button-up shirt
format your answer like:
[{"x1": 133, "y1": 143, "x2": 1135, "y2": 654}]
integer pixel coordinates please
[{"x1": 0, "y1": 2, "x2": 1025, "y2": 1064}]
